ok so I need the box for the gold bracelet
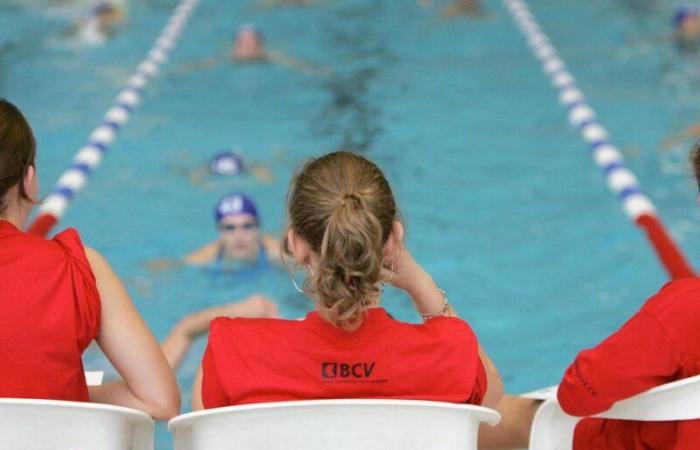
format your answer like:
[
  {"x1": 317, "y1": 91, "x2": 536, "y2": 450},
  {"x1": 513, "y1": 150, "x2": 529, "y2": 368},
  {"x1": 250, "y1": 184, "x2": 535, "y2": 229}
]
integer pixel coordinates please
[{"x1": 417, "y1": 288, "x2": 450, "y2": 320}]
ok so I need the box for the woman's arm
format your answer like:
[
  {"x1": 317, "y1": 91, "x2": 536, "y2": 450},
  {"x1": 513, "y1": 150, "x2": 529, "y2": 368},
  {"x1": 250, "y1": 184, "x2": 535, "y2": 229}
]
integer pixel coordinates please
[
  {"x1": 85, "y1": 247, "x2": 180, "y2": 420},
  {"x1": 385, "y1": 246, "x2": 503, "y2": 408},
  {"x1": 558, "y1": 309, "x2": 680, "y2": 416},
  {"x1": 191, "y1": 365, "x2": 204, "y2": 410},
  {"x1": 478, "y1": 343, "x2": 504, "y2": 409}
]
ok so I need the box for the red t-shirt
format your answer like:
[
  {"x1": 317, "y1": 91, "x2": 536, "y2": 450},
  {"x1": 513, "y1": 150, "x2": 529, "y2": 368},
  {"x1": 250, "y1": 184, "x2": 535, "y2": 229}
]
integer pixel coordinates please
[
  {"x1": 558, "y1": 278, "x2": 700, "y2": 450},
  {"x1": 0, "y1": 221, "x2": 101, "y2": 401},
  {"x1": 201, "y1": 307, "x2": 486, "y2": 408}
]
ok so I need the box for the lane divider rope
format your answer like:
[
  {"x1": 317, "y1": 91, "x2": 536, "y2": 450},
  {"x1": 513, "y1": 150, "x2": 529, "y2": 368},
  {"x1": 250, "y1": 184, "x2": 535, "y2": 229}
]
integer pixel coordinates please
[
  {"x1": 504, "y1": 0, "x2": 695, "y2": 279},
  {"x1": 29, "y1": 0, "x2": 200, "y2": 237}
]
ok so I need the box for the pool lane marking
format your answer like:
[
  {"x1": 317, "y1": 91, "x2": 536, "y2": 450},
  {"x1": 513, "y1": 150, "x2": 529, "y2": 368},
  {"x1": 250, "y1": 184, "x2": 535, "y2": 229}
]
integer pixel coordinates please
[
  {"x1": 503, "y1": 0, "x2": 695, "y2": 279},
  {"x1": 29, "y1": 0, "x2": 200, "y2": 237}
]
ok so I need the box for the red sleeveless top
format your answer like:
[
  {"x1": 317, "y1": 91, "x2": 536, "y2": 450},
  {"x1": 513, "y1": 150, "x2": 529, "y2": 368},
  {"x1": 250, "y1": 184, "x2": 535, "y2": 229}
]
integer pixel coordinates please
[{"x1": 0, "y1": 221, "x2": 101, "y2": 401}]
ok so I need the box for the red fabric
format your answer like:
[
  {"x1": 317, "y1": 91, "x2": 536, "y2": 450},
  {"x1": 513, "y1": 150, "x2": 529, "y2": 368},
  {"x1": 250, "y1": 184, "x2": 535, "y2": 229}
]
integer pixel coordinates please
[
  {"x1": 635, "y1": 214, "x2": 695, "y2": 280},
  {"x1": 202, "y1": 307, "x2": 486, "y2": 408},
  {"x1": 558, "y1": 278, "x2": 700, "y2": 450},
  {"x1": 0, "y1": 221, "x2": 101, "y2": 401}
]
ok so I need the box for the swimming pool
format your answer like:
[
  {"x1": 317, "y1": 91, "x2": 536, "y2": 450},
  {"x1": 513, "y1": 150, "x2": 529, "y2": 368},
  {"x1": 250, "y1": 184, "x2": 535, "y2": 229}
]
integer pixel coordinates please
[{"x1": 3, "y1": 0, "x2": 700, "y2": 448}]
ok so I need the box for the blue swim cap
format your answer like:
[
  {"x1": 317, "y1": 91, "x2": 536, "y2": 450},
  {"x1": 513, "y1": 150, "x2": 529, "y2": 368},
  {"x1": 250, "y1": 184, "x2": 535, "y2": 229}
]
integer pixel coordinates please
[
  {"x1": 93, "y1": 2, "x2": 116, "y2": 15},
  {"x1": 215, "y1": 192, "x2": 258, "y2": 224},
  {"x1": 235, "y1": 23, "x2": 264, "y2": 43},
  {"x1": 674, "y1": 5, "x2": 699, "y2": 27},
  {"x1": 209, "y1": 151, "x2": 245, "y2": 176}
]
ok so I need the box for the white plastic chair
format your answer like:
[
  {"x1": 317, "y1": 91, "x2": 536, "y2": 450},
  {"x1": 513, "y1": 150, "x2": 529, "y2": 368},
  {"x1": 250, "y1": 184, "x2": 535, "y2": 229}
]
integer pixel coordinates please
[
  {"x1": 0, "y1": 398, "x2": 154, "y2": 450},
  {"x1": 523, "y1": 374, "x2": 700, "y2": 450},
  {"x1": 169, "y1": 399, "x2": 501, "y2": 450}
]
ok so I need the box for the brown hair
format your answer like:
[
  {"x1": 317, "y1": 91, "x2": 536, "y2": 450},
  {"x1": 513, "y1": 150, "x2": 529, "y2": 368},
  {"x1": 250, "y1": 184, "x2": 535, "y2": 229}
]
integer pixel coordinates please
[
  {"x1": 0, "y1": 98, "x2": 36, "y2": 213},
  {"x1": 692, "y1": 142, "x2": 700, "y2": 191},
  {"x1": 285, "y1": 151, "x2": 398, "y2": 331}
]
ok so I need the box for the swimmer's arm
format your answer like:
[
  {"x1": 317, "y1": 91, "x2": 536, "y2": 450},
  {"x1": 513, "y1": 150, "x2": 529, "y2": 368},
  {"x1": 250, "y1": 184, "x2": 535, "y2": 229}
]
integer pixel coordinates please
[
  {"x1": 265, "y1": 50, "x2": 332, "y2": 76},
  {"x1": 182, "y1": 241, "x2": 220, "y2": 266},
  {"x1": 625, "y1": 32, "x2": 673, "y2": 48},
  {"x1": 261, "y1": 234, "x2": 282, "y2": 263},
  {"x1": 161, "y1": 294, "x2": 278, "y2": 370},
  {"x1": 661, "y1": 123, "x2": 700, "y2": 150},
  {"x1": 249, "y1": 162, "x2": 274, "y2": 183},
  {"x1": 441, "y1": 2, "x2": 482, "y2": 18},
  {"x1": 188, "y1": 165, "x2": 210, "y2": 186},
  {"x1": 178, "y1": 58, "x2": 219, "y2": 73},
  {"x1": 252, "y1": 0, "x2": 278, "y2": 9},
  {"x1": 146, "y1": 240, "x2": 219, "y2": 272},
  {"x1": 85, "y1": 247, "x2": 180, "y2": 420}
]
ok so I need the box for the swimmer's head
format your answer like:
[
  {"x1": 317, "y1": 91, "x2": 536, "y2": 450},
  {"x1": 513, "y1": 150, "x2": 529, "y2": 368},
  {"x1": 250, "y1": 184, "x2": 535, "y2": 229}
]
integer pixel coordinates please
[
  {"x1": 232, "y1": 23, "x2": 266, "y2": 60},
  {"x1": 91, "y1": 1, "x2": 123, "y2": 29},
  {"x1": 209, "y1": 151, "x2": 245, "y2": 176},
  {"x1": 235, "y1": 23, "x2": 265, "y2": 43},
  {"x1": 674, "y1": 5, "x2": 699, "y2": 28},
  {"x1": 93, "y1": 2, "x2": 116, "y2": 16},
  {"x1": 215, "y1": 192, "x2": 258, "y2": 225},
  {"x1": 215, "y1": 192, "x2": 260, "y2": 261}
]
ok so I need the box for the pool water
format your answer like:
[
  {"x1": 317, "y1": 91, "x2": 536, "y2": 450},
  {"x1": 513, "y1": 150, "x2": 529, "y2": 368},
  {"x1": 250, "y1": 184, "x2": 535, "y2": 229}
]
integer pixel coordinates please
[{"x1": 3, "y1": 0, "x2": 700, "y2": 448}]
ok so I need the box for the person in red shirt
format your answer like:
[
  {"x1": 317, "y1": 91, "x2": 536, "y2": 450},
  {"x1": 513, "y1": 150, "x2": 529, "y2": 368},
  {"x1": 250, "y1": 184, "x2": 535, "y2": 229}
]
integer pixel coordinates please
[
  {"x1": 191, "y1": 150, "x2": 503, "y2": 410},
  {"x1": 161, "y1": 294, "x2": 279, "y2": 370},
  {"x1": 555, "y1": 146, "x2": 700, "y2": 449},
  {"x1": 0, "y1": 98, "x2": 179, "y2": 419},
  {"x1": 479, "y1": 148, "x2": 700, "y2": 450}
]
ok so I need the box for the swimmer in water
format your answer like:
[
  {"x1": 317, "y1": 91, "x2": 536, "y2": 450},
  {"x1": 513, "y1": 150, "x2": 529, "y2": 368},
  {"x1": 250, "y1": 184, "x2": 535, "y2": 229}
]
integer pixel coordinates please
[
  {"x1": 186, "y1": 150, "x2": 274, "y2": 186},
  {"x1": 442, "y1": 0, "x2": 483, "y2": 18},
  {"x1": 231, "y1": 24, "x2": 267, "y2": 61},
  {"x1": 65, "y1": 1, "x2": 125, "y2": 46},
  {"x1": 628, "y1": 5, "x2": 700, "y2": 55},
  {"x1": 674, "y1": 5, "x2": 700, "y2": 53},
  {"x1": 147, "y1": 193, "x2": 280, "y2": 272},
  {"x1": 254, "y1": 0, "x2": 315, "y2": 10},
  {"x1": 181, "y1": 23, "x2": 330, "y2": 75},
  {"x1": 661, "y1": 120, "x2": 700, "y2": 150}
]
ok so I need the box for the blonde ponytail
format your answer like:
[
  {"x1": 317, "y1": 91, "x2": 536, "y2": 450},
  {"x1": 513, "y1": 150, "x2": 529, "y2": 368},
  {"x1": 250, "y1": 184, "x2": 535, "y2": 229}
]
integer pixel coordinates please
[{"x1": 285, "y1": 152, "x2": 397, "y2": 331}]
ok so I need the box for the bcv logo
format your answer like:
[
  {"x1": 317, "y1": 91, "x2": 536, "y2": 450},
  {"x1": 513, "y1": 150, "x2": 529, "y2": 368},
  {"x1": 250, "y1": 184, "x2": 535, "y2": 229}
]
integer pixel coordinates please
[{"x1": 321, "y1": 362, "x2": 376, "y2": 379}]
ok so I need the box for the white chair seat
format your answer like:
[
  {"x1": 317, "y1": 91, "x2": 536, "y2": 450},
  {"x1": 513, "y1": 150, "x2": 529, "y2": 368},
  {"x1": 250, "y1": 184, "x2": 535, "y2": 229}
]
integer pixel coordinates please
[
  {"x1": 0, "y1": 398, "x2": 154, "y2": 450},
  {"x1": 169, "y1": 399, "x2": 500, "y2": 450}
]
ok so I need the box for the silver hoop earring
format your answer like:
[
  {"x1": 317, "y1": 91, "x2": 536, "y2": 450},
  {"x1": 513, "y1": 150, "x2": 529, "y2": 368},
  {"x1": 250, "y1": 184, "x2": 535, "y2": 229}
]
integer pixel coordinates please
[
  {"x1": 290, "y1": 263, "x2": 313, "y2": 294},
  {"x1": 387, "y1": 257, "x2": 395, "y2": 283},
  {"x1": 381, "y1": 257, "x2": 395, "y2": 285}
]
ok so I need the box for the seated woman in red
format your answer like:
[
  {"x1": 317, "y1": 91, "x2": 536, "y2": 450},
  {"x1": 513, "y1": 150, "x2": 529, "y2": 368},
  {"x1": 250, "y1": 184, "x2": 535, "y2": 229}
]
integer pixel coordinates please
[
  {"x1": 0, "y1": 98, "x2": 179, "y2": 419},
  {"x1": 191, "y1": 150, "x2": 503, "y2": 409}
]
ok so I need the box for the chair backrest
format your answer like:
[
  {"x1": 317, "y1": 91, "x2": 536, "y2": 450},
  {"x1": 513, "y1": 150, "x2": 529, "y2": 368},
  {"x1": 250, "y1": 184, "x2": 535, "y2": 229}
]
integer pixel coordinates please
[
  {"x1": 168, "y1": 399, "x2": 500, "y2": 450},
  {"x1": 526, "y1": 374, "x2": 700, "y2": 450},
  {"x1": 0, "y1": 398, "x2": 154, "y2": 450}
]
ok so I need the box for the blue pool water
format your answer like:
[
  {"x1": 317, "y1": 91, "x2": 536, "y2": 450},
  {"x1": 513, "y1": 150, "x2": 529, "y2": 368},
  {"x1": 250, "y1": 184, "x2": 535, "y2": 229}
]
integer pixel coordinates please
[{"x1": 3, "y1": 0, "x2": 700, "y2": 447}]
